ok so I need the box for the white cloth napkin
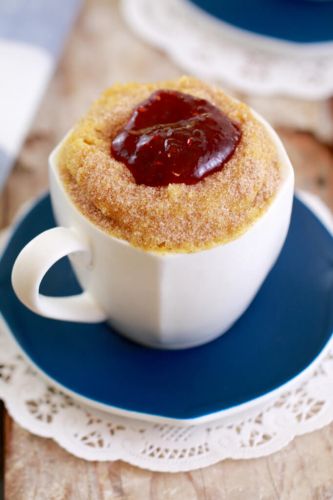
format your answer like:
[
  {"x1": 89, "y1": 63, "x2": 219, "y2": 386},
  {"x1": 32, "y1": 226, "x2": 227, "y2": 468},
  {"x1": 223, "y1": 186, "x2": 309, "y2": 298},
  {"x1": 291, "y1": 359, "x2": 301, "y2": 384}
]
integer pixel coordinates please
[{"x1": 0, "y1": 0, "x2": 82, "y2": 190}]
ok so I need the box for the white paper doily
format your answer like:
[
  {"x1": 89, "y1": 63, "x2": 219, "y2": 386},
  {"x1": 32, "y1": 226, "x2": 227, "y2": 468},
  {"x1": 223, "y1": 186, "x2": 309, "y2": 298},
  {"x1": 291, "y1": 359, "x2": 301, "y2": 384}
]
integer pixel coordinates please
[
  {"x1": 0, "y1": 192, "x2": 333, "y2": 472},
  {"x1": 1, "y1": 318, "x2": 333, "y2": 472},
  {"x1": 121, "y1": 0, "x2": 333, "y2": 99}
]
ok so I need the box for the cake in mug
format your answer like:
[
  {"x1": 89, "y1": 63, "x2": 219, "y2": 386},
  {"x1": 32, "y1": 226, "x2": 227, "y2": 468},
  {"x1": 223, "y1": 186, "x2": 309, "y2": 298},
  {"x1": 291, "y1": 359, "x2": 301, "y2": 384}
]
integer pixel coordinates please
[{"x1": 58, "y1": 76, "x2": 281, "y2": 252}]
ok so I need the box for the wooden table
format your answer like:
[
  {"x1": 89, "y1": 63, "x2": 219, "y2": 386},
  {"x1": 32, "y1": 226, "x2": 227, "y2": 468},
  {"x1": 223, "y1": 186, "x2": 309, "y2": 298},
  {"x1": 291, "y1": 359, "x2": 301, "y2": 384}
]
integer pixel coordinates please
[{"x1": 1, "y1": 1, "x2": 333, "y2": 498}]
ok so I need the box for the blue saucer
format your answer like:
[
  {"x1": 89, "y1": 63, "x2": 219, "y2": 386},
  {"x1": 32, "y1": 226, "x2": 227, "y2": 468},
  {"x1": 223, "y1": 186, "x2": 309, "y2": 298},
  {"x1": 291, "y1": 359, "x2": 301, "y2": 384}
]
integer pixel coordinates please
[
  {"x1": 189, "y1": 0, "x2": 333, "y2": 44},
  {"x1": 0, "y1": 195, "x2": 333, "y2": 423}
]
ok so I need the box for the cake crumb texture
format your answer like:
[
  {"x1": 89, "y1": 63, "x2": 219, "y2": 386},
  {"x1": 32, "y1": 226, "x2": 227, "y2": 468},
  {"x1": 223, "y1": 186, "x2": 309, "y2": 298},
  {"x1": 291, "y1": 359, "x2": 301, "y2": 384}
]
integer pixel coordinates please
[{"x1": 58, "y1": 76, "x2": 281, "y2": 252}]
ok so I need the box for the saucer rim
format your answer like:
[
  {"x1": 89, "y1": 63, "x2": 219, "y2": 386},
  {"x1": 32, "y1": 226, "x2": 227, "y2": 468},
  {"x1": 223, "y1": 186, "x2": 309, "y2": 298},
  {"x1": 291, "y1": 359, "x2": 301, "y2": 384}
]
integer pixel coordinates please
[
  {"x1": 184, "y1": 0, "x2": 333, "y2": 55},
  {"x1": 1, "y1": 312, "x2": 332, "y2": 426},
  {"x1": 1, "y1": 192, "x2": 333, "y2": 425}
]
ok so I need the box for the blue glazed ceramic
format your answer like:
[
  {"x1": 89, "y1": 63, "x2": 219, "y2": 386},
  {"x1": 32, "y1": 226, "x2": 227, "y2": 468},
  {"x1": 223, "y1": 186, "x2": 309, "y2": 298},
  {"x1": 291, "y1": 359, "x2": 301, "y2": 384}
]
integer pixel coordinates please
[
  {"x1": 0, "y1": 195, "x2": 332, "y2": 423},
  {"x1": 189, "y1": 0, "x2": 333, "y2": 44}
]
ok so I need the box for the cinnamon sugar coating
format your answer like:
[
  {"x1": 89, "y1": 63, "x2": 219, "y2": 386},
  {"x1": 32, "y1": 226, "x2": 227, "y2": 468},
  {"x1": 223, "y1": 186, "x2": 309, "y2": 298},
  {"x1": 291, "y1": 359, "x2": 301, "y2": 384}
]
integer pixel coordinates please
[{"x1": 57, "y1": 77, "x2": 281, "y2": 253}]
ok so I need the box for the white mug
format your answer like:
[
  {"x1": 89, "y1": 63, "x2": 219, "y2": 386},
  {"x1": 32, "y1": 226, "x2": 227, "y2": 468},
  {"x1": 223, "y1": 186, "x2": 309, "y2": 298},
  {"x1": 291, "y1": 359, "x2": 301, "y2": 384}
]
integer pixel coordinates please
[{"x1": 11, "y1": 112, "x2": 294, "y2": 349}]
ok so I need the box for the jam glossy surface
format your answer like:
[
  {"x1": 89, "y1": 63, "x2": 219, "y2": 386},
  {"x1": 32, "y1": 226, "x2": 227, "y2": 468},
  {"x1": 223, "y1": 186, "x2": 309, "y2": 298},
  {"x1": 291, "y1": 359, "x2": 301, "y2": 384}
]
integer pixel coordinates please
[{"x1": 111, "y1": 90, "x2": 241, "y2": 187}]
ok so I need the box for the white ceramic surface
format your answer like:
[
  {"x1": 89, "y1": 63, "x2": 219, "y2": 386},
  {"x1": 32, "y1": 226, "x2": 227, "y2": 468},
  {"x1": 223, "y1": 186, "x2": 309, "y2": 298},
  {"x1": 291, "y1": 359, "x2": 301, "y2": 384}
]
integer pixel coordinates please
[{"x1": 11, "y1": 111, "x2": 294, "y2": 349}]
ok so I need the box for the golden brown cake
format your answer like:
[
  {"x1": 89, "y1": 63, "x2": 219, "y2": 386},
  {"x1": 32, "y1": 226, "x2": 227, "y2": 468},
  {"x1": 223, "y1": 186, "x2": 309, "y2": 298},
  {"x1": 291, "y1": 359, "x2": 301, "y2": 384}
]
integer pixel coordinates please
[{"x1": 57, "y1": 76, "x2": 281, "y2": 253}]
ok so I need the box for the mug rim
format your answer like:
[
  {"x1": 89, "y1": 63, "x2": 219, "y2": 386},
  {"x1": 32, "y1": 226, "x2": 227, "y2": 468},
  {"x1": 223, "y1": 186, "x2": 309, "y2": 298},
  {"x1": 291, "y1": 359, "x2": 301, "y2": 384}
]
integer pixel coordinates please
[{"x1": 49, "y1": 110, "x2": 294, "y2": 258}]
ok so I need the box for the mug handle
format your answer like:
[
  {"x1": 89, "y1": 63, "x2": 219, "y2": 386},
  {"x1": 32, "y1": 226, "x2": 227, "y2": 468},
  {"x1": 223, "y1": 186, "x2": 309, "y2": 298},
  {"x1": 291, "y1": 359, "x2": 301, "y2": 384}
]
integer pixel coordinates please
[{"x1": 11, "y1": 227, "x2": 106, "y2": 323}]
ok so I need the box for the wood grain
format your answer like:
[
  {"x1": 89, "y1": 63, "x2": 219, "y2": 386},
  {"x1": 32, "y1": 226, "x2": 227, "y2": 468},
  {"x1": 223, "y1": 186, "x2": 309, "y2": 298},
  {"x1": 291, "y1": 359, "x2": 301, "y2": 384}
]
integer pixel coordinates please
[
  {"x1": 5, "y1": 421, "x2": 333, "y2": 500},
  {"x1": 1, "y1": 0, "x2": 333, "y2": 498},
  {"x1": 0, "y1": 402, "x2": 4, "y2": 500}
]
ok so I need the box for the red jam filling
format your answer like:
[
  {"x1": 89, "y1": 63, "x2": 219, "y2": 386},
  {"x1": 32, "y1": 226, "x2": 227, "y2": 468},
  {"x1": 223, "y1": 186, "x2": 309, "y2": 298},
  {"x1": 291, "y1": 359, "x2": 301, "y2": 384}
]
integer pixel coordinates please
[{"x1": 111, "y1": 90, "x2": 241, "y2": 187}]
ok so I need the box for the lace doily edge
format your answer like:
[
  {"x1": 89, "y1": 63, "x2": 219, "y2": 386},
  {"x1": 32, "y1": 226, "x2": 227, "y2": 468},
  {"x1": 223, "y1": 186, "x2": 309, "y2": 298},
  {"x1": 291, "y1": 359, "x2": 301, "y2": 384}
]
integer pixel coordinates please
[
  {"x1": 121, "y1": 0, "x2": 333, "y2": 99},
  {"x1": 0, "y1": 192, "x2": 333, "y2": 471}
]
